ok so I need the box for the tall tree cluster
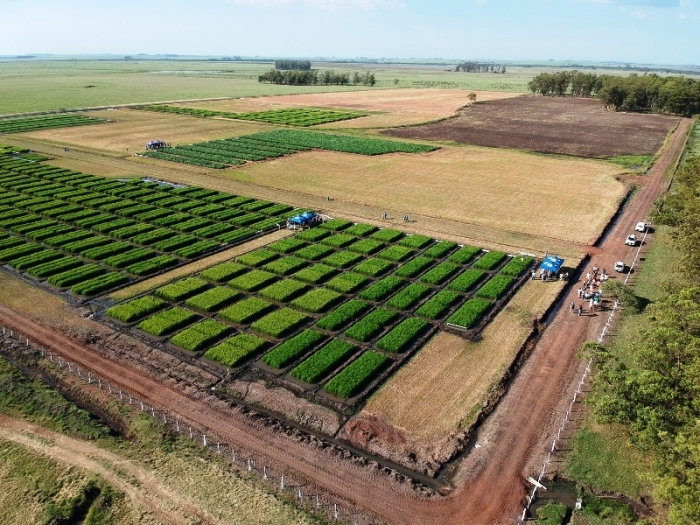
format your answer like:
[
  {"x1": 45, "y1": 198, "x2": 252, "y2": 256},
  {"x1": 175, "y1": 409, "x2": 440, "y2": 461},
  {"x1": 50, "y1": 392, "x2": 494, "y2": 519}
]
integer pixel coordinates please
[
  {"x1": 274, "y1": 60, "x2": 311, "y2": 70},
  {"x1": 258, "y1": 69, "x2": 375, "y2": 86},
  {"x1": 528, "y1": 70, "x2": 700, "y2": 117},
  {"x1": 455, "y1": 62, "x2": 506, "y2": 73},
  {"x1": 591, "y1": 151, "x2": 700, "y2": 524}
]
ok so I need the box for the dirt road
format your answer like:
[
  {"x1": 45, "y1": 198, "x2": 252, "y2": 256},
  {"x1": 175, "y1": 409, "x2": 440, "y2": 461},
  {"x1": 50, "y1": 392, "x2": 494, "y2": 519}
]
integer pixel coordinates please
[{"x1": 0, "y1": 119, "x2": 690, "y2": 524}]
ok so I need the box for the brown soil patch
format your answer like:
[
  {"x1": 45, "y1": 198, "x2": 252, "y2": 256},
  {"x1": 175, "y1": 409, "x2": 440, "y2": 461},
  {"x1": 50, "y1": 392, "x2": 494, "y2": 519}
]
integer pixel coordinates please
[
  {"x1": 182, "y1": 88, "x2": 521, "y2": 129},
  {"x1": 386, "y1": 96, "x2": 679, "y2": 157},
  {"x1": 109, "y1": 229, "x2": 293, "y2": 301},
  {"x1": 21, "y1": 108, "x2": 270, "y2": 153},
  {"x1": 232, "y1": 147, "x2": 625, "y2": 245},
  {"x1": 344, "y1": 278, "x2": 566, "y2": 474}
]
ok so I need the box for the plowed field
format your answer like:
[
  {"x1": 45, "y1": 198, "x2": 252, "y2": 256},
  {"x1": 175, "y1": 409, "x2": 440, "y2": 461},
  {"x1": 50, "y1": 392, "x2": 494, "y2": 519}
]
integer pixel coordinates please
[{"x1": 386, "y1": 96, "x2": 679, "y2": 157}]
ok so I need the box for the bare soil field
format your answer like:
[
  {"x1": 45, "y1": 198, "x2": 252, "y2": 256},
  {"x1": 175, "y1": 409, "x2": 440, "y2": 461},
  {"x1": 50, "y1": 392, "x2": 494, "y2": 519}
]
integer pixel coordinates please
[
  {"x1": 181, "y1": 88, "x2": 521, "y2": 129},
  {"x1": 232, "y1": 147, "x2": 626, "y2": 245},
  {"x1": 386, "y1": 96, "x2": 679, "y2": 157},
  {"x1": 345, "y1": 278, "x2": 567, "y2": 475},
  {"x1": 20, "y1": 108, "x2": 271, "y2": 153}
]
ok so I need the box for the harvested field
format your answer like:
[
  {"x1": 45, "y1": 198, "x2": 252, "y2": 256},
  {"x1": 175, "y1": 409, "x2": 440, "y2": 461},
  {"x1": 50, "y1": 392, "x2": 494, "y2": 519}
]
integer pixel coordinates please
[
  {"x1": 231, "y1": 147, "x2": 625, "y2": 245},
  {"x1": 181, "y1": 89, "x2": 521, "y2": 129},
  {"x1": 386, "y1": 96, "x2": 679, "y2": 157},
  {"x1": 22, "y1": 108, "x2": 271, "y2": 153},
  {"x1": 343, "y1": 277, "x2": 566, "y2": 473}
]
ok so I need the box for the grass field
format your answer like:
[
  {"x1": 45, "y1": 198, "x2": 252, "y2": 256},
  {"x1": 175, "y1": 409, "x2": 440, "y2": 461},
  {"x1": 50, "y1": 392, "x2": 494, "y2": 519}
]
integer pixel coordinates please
[
  {"x1": 22, "y1": 108, "x2": 271, "y2": 153},
  {"x1": 231, "y1": 147, "x2": 625, "y2": 245},
  {"x1": 183, "y1": 89, "x2": 522, "y2": 130},
  {"x1": 362, "y1": 278, "x2": 566, "y2": 442}
]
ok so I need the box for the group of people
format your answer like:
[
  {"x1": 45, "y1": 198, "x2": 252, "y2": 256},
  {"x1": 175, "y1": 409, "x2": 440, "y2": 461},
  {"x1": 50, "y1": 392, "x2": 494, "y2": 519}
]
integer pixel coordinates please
[
  {"x1": 573, "y1": 266, "x2": 607, "y2": 314},
  {"x1": 381, "y1": 212, "x2": 410, "y2": 222},
  {"x1": 531, "y1": 269, "x2": 569, "y2": 281}
]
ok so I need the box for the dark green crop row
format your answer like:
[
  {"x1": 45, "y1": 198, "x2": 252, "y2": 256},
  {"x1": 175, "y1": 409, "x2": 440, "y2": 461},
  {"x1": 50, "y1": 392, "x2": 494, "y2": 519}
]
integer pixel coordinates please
[
  {"x1": 324, "y1": 351, "x2": 389, "y2": 398},
  {"x1": 0, "y1": 114, "x2": 105, "y2": 134}
]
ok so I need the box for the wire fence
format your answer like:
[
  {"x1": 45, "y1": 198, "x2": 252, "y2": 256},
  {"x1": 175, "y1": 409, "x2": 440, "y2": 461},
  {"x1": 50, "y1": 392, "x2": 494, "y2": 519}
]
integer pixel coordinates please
[
  {"x1": 0, "y1": 327, "x2": 367, "y2": 525},
  {"x1": 518, "y1": 226, "x2": 650, "y2": 522}
]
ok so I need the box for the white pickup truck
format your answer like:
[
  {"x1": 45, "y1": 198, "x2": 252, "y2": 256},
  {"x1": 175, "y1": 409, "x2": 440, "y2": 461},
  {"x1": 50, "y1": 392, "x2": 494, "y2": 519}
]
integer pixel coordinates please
[
  {"x1": 635, "y1": 221, "x2": 646, "y2": 232},
  {"x1": 625, "y1": 234, "x2": 637, "y2": 246}
]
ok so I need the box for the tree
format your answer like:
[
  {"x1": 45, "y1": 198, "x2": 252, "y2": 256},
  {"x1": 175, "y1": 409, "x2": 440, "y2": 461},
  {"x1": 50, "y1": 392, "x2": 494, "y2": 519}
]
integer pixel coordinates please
[{"x1": 468, "y1": 93, "x2": 477, "y2": 102}]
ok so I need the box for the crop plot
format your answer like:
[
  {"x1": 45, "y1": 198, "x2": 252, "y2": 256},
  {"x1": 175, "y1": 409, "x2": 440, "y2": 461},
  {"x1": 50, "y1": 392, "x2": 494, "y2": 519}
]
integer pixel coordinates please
[
  {"x1": 0, "y1": 154, "x2": 309, "y2": 297},
  {"x1": 0, "y1": 113, "x2": 106, "y2": 134},
  {"x1": 103, "y1": 219, "x2": 534, "y2": 406},
  {"x1": 142, "y1": 128, "x2": 438, "y2": 169},
  {"x1": 141, "y1": 104, "x2": 367, "y2": 126}
]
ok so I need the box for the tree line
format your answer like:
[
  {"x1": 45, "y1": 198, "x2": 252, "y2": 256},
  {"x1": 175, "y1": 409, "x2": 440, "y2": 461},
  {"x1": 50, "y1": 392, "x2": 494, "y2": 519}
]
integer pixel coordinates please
[
  {"x1": 588, "y1": 145, "x2": 700, "y2": 524},
  {"x1": 274, "y1": 60, "x2": 311, "y2": 71},
  {"x1": 258, "y1": 69, "x2": 376, "y2": 86},
  {"x1": 528, "y1": 70, "x2": 700, "y2": 117},
  {"x1": 455, "y1": 62, "x2": 506, "y2": 74}
]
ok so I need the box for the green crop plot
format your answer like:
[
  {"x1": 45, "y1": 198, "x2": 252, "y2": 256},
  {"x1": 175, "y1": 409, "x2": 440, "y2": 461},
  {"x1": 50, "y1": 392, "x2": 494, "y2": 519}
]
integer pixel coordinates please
[
  {"x1": 344, "y1": 223, "x2": 378, "y2": 238},
  {"x1": 447, "y1": 298, "x2": 492, "y2": 328},
  {"x1": 358, "y1": 276, "x2": 405, "y2": 302},
  {"x1": 170, "y1": 319, "x2": 230, "y2": 352},
  {"x1": 294, "y1": 244, "x2": 334, "y2": 261},
  {"x1": 237, "y1": 249, "x2": 279, "y2": 267},
  {"x1": 47, "y1": 264, "x2": 104, "y2": 287},
  {"x1": 500, "y1": 256, "x2": 533, "y2": 277},
  {"x1": 448, "y1": 246, "x2": 482, "y2": 265},
  {"x1": 0, "y1": 114, "x2": 105, "y2": 134},
  {"x1": 370, "y1": 229, "x2": 404, "y2": 243},
  {"x1": 420, "y1": 262, "x2": 459, "y2": 285},
  {"x1": 347, "y1": 238, "x2": 384, "y2": 255},
  {"x1": 376, "y1": 318, "x2": 429, "y2": 353},
  {"x1": 204, "y1": 333, "x2": 267, "y2": 367},
  {"x1": 386, "y1": 283, "x2": 431, "y2": 310},
  {"x1": 26, "y1": 256, "x2": 83, "y2": 278},
  {"x1": 321, "y1": 233, "x2": 356, "y2": 248},
  {"x1": 475, "y1": 275, "x2": 514, "y2": 300},
  {"x1": 447, "y1": 269, "x2": 486, "y2": 293},
  {"x1": 185, "y1": 287, "x2": 238, "y2": 312},
  {"x1": 200, "y1": 262, "x2": 248, "y2": 282},
  {"x1": 107, "y1": 296, "x2": 167, "y2": 323},
  {"x1": 377, "y1": 245, "x2": 414, "y2": 263},
  {"x1": 315, "y1": 299, "x2": 370, "y2": 331},
  {"x1": 291, "y1": 340, "x2": 356, "y2": 384},
  {"x1": 138, "y1": 307, "x2": 198, "y2": 337},
  {"x1": 353, "y1": 258, "x2": 393, "y2": 277},
  {"x1": 324, "y1": 351, "x2": 389, "y2": 398},
  {"x1": 294, "y1": 228, "x2": 329, "y2": 242},
  {"x1": 228, "y1": 270, "x2": 278, "y2": 292},
  {"x1": 423, "y1": 241, "x2": 458, "y2": 259},
  {"x1": 345, "y1": 308, "x2": 398, "y2": 342},
  {"x1": 293, "y1": 263, "x2": 337, "y2": 284},
  {"x1": 71, "y1": 272, "x2": 129, "y2": 296},
  {"x1": 398, "y1": 234, "x2": 432, "y2": 250},
  {"x1": 218, "y1": 297, "x2": 274, "y2": 325},
  {"x1": 325, "y1": 272, "x2": 368, "y2": 294},
  {"x1": 267, "y1": 237, "x2": 307, "y2": 254},
  {"x1": 473, "y1": 250, "x2": 507, "y2": 270},
  {"x1": 323, "y1": 251, "x2": 363, "y2": 269},
  {"x1": 157, "y1": 277, "x2": 209, "y2": 301},
  {"x1": 259, "y1": 279, "x2": 308, "y2": 302},
  {"x1": 126, "y1": 255, "x2": 178, "y2": 276},
  {"x1": 262, "y1": 256, "x2": 308, "y2": 276},
  {"x1": 415, "y1": 290, "x2": 461, "y2": 320},
  {"x1": 290, "y1": 288, "x2": 342, "y2": 313},
  {"x1": 9, "y1": 249, "x2": 62, "y2": 270},
  {"x1": 262, "y1": 329, "x2": 326, "y2": 369},
  {"x1": 252, "y1": 308, "x2": 308, "y2": 338}
]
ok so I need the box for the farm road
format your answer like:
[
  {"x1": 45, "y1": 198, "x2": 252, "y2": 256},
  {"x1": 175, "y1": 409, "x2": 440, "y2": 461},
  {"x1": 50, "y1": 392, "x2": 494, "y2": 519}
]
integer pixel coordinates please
[
  {"x1": 6, "y1": 135, "x2": 580, "y2": 257},
  {"x1": 0, "y1": 119, "x2": 691, "y2": 524}
]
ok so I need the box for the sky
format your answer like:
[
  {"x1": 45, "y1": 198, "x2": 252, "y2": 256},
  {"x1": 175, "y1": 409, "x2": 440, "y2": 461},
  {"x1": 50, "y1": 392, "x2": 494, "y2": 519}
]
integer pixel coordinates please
[{"x1": 0, "y1": 0, "x2": 697, "y2": 65}]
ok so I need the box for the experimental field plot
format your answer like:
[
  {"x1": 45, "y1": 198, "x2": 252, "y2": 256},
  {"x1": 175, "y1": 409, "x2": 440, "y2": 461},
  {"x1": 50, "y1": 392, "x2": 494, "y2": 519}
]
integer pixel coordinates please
[
  {"x1": 0, "y1": 113, "x2": 107, "y2": 134},
  {"x1": 106, "y1": 218, "x2": 533, "y2": 403},
  {"x1": 142, "y1": 129, "x2": 438, "y2": 169},
  {"x1": 141, "y1": 105, "x2": 368, "y2": 126},
  {"x1": 0, "y1": 153, "x2": 307, "y2": 297}
]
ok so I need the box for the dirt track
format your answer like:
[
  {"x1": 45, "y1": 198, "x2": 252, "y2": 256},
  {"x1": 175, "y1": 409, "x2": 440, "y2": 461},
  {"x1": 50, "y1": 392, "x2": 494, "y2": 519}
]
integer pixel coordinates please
[{"x1": 0, "y1": 118, "x2": 691, "y2": 524}]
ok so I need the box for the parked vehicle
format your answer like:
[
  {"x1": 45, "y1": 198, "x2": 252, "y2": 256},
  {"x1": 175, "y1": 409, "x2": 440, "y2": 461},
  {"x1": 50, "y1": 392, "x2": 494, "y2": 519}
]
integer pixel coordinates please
[
  {"x1": 614, "y1": 261, "x2": 625, "y2": 272},
  {"x1": 625, "y1": 234, "x2": 637, "y2": 246},
  {"x1": 635, "y1": 221, "x2": 646, "y2": 232}
]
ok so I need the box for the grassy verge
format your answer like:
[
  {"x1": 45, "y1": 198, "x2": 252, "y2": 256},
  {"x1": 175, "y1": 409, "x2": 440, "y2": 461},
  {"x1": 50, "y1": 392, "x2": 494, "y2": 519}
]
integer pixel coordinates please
[
  {"x1": 562, "y1": 225, "x2": 681, "y2": 518},
  {"x1": 0, "y1": 349, "x2": 323, "y2": 525}
]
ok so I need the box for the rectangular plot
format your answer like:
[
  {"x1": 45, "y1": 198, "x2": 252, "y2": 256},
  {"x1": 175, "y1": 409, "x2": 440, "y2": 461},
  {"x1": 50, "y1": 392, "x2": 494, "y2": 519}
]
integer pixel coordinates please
[
  {"x1": 325, "y1": 272, "x2": 368, "y2": 294},
  {"x1": 71, "y1": 272, "x2": 129, "y2": 296},
  {"x1": 26, "y1": 257, "x2": 83, "y2": 278},
  {"x1": 185, "y1": 287, "x2": 238, "y2": 312},
  {"x1": 228, "y1": 270, "x2": 277, "y2": 292},
  {"x1": 237, "y1": 249, "x2": 279, "y2": 267},
  {"x1": 420, "y1": 262, "x2": 459, "y2": 285},
  {"x1": 251, "y1": 307, "x2": 308, "y2": 338},
  {"x1": 218, "y1": 297, "x2": 274, "y2": 325},
  {"x1": 262, "y1": 329, "x2": 326, "y2": 369},
  {"x1": 200, "y1": 262, "x2": 248, "y2": 282},
  {"x1": 138, "y1": 307, "x2": 198, "y2": 337},
  {"x1": 377, "y1": 245, "x2": 414, "y2": 263},
  {"x1": 447, "y1": 269, "x2": 487, "y2": 293},
  {"x1": 415, "y1": 290, "x2": 461, "y2": 320},
  {"x1": 447, "y1": 298, "x2": 492, "y2": 328},
  {"x1": 370, "y1": 229, "x2": 404, "y2": 243},
  {"x1": 290, "y1": 288, "x2": 342, "y2": 313},
  {"x1": 262, "y1": 256, "x2": 307, "y2": 276},
  {"x1": 386, "y1": 283, "x2": 432, "y2": 311},
  {"x1": 9, "y1": 249, "x2": 62, "y2": 270},
  {"x1": 47, "y1": 264, "x2": 105, "y2": 287},
  {"x1": 324, "y1": 351, "x2": 389, "y2": 398},
  {"x1": 473, "y1": 250, "x2": 507, "y2": 270},
  {"x1": 157, "y1": 277, "x2": 210, "y2": 301},
  {"x1": 344, "y1": 223, "x2": 378, "y2": 238},
  {"x1": 344, "y1": 308, "x2": 398, "y2": 342},
  {"x1": 293, "y1": 263, "x2": 337, "y2": 284},
  {"x1": 291, "y1": 340, "x2": 356, "y2": 384},
  {"x1": 204, "y1": 333, "x2": 268, "y2": 367},
  {"x1": 106, "y1": 296, "x2": 167, "y2": 323},
  {"x1": 259, "y1": 279, "x2": 308, "y2": 302},
  {"x1": 358, "y1": 277, "x2": 406, "y2": 302},
  {"x1": 321, "y1": 233, "x2": 356, "y2": 248},
  {"x1": 170, "y1": 319, "x2": 230, "y2": 352},
  {"x1": 475, "y1": 275, "x2": 514, "y2": 300},
  {"x1": 353, "y1": 258, "x2": 394, "y2": 277},
  {"x1": 448, "y1": 246, "x2": 482, "y2": 265},
  {"x1": 81, "y1": 242, "x2": 133, "y2": 261},
  {"x1": 173, "y1": 240, "x2": 219, "y2": 259},
  {"x1": 104, "y1": 248, "x2": 157, "y2": 268},
  {"x1": 125, "y1": 255, "x2": 179, "y2": 276}
]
